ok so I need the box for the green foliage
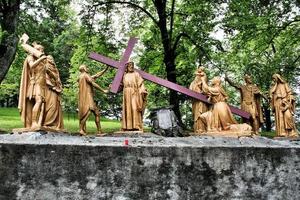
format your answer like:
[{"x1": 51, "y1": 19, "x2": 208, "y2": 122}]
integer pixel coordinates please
[{"x1": 1, "y1": 0, "x2": 299, "y2": 129}]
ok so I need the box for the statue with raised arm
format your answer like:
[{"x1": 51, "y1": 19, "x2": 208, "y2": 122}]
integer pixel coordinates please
[
  {"x1": 18, "y1": 34, "x2": 48, "y2": 129},
  {"x1": 189, "y1": 66, "x2": 208, "y2": 134},
  {"x1": 270, "y1": 74, "x2": 298, "y2": 137},
  {"x1": 225, "y1": 74, "x2": 264, "y2": 134},
  {"x1": 121, "y1": 61, "x2": 148, "y2": 132},
  {"x1": 78, "y1": 64, "x2": 109, "y2": 136},
  {"x1": 17, "y1": 33, "x2": 64, "y2": 132}
]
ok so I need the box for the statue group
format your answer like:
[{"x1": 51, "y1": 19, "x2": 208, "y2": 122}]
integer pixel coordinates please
[
  {"x1": 16, "y1": 34, "x2": 298, "y2": 138},
  {"x1": 190, "y1": 67, "x2": 298, "y2": 138}
]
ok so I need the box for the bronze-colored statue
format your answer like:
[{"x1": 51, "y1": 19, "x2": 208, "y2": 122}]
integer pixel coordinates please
[
  {"x1": 18, "y1": 33, "x2": 64, "y2": 131},
  {"x1": 270, "y1": 74, "x2": 298, "y2": 137},
  {"x1": 78, "y1": 64, "x2": 109, "y2": 136},
  {"x1": 225, "y1": 74, "x2": 264, "y2": 134},
  {"x1": 43, "y1": 55, "x2": 64, "y2": 129},
  {"x1": 121, "y1": 62, "x2": 148, "y2": 132},
  {"x1": 189, "y1": 67, "x2": 208, "y2": 134},
  {"x1": 200, "y1": 76, "x2": 238, "y2": 132}
]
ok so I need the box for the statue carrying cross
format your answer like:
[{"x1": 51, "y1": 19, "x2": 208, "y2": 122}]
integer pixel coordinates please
[{"x1": 88, "y1": 37, "x2": 251, "y2": 119}]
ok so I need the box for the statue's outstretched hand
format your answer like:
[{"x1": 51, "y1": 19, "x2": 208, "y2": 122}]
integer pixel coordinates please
[{"x1": 20, "y1": 33, "x2": 29, "y2": 44}]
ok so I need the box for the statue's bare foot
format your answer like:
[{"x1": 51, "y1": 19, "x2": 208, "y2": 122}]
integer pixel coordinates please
[
  {"x1": 96, "y1": 130, "x2": 106, "y2": 136},
  {"x1": 31, "y1": 122, "x2": 41, "y2": 130},
  {"x1": 79, "y1": 130, "x2": 87, "y2": 136}
]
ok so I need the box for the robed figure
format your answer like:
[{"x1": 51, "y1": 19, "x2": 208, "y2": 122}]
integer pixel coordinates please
[
  {"x1": 121, "y1": 62, "x2": 148, "y2": 131},
  {"x1": 270, "y1": 74, "x2": 298, "y2": 137},
  {"x1": 189, "y1": 67, "x2": 208, "y2": 134},
  {"x1": 18, "y1": 33, "x2": 64, "y2": 130},
  {"x1": 200, "y1": 76, "x2": 237, "y2": 132},
  {"x1": 44, "y1": 55, "x2": 64, "y2": 129}
]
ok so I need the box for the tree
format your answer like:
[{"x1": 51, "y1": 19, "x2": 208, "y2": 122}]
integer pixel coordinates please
[
  {"x1": 0, "y1": 0, "x2": 20, "y2": 83},
  {"x1": 81, "y1": 0, "x2": 220, "y2": 125}
]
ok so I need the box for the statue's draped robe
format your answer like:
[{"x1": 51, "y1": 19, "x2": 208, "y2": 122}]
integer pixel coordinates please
[
  {"x1": 270, "y1": 76, "x2": 297, "y2": 137},
  {"x1": 122, "y1": 71, "x2": 147, "y2": 131},
  {"x1": 78, "y1": 72, "x2": 97, "y2": 122},
  {"x1": 189, "y1": 78, "x2": 208, "y2": 133},
  {"x1": 43, "y1": 59, "x2": 64, "y2": 129},
  {"x1": 18, "y1": 56, "x2": 34, "y2": 128},
  {"x1": 201, "y1": 85, "x2": 237, "y2": 131}
]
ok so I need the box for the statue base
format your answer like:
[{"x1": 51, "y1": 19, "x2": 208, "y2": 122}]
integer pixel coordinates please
[
  {"x1": 12, "y1": 126, "x2": 67, "y2": 134},
  {"x1": 200, "y1": 130, "x2": 253, "y2": 137},
  {"x1": 0, "y1": 132, "x2": 299, "y2": 199}
]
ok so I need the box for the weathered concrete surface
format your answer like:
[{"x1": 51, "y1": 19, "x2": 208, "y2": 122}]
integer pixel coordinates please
[{"x1": 0, "y1": 133, "x2": 299, "y2": 200}]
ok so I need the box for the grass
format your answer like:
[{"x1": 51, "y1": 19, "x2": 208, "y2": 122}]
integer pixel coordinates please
[
  {"x1": 0, "y1": 107, "x2": 276, "y2": 137},
  {"x1": 0, "y1": 107, "x2": 121, "y2": 134}
]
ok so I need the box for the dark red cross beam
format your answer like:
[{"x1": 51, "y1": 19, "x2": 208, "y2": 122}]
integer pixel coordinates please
[{"x1": 88, "y1": 38, "x2": 250, "y2": 119}]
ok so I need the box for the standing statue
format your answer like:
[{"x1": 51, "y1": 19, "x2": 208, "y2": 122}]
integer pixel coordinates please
[
  {"x1": 18, "y1": 34, "x2": 48, "y2": 129},
  {"x1": 189, "y1": 66, "x2": 208, "y2": 134},
  {"x1": 43, "y1": 55, "x2": 64, "y2": 129},
  {"x1": 270, "y1": 74, "x2": 298, "y2": 137},
  {"x1": 78, "y1": 64, "x2": 109, "y2": 136},
  {"x1": 121, "y1": 61, "x2": 148, "y2": 132},
  {"x1": 225, "y1": 74, "x2": 264, "y2": 134},
  {"x1": 200, "y1": 76, "x2": 238, "y2": 132}
]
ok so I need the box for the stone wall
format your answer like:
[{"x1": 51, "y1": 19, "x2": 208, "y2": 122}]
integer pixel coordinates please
[{"x1": 0, "y1": 133, "x2": 299, "y2": 200}]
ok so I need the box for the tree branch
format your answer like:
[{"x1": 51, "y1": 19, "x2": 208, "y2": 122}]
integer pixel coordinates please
[{"x1": 92, "y1": 1, "x2": 159, "y2": 25}]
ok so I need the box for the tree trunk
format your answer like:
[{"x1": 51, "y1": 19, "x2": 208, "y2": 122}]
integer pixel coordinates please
[
  {"x1": 154, "y1": 0, "x2": 183, "y2": 126},
  {"x1": 263, "y1": 105, "x2": 272, "y2": 131},
  {"x1": 0, "y1": 1, "x2": 20, "y2": 84}
]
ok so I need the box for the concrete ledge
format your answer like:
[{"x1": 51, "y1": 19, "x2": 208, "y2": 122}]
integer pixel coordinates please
[{"x1": 0, "y1": 133, "x2": 299, "y2": 199}]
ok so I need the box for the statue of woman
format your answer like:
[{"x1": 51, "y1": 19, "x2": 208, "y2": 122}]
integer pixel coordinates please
[
  {"x1": 43, "y1": 55, "x2": 64, "y2": 130},
  {"x1": 270, "y1": 74, "x2": 298, "y2": 137},
  {"x1": 189, "y1": 67, "x2": 208, "y2": 134},
  {"x1": 200, "y1": 76, "x2": 237, "y2": 132}
]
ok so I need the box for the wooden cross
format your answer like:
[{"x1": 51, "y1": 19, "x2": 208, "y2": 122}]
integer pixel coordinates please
[{"x1": 88, "y1": 38, "x2": 250, "y2": 119}]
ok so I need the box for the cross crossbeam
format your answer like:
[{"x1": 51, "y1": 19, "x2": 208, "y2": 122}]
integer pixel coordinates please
[{"x1": 88, "y1": 38, "x2": 250, "y2": 119}]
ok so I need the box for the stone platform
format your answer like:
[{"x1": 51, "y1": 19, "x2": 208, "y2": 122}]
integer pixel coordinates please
[{"x1": 0, "y1": 132, "x2": 299, "y2": 199}]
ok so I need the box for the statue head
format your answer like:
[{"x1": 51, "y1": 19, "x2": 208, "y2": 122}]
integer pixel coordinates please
[
  {"x1": 244, "y1": 74, "x2": 252, "y2": 84},
  {"x1": 126, "y1": 61, "x2": 134, "y2": 72},
  {"x1": 47, "y1": 55, "x2": 55, "y2": 65},
  {"x1": 32, "y1": 42, "x2": 44, "y2": 54},
  {"x1": 272, "y1": 73, "x2": 285, "y2": 83},
  {"x1": 195, "y1": 66, "x2": 205, "y2": 76},
  {"x1": 211, "y1": 77, "x2": 221, "y2": 86},
  {"x1": 79, "y1": 64, "x2": 88, "y2": 73}
]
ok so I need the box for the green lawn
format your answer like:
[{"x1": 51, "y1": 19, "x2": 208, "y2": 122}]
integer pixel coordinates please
[
  {"x1": 0, "y1": 107, "x2": 275, "y2": 137},
  {"x1": 0, "y1": 107, "x2": 121, "y2": 134}
]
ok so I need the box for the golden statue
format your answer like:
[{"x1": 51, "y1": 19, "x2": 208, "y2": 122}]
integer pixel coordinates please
[
  {"x1": 200, "y1": 76, "x2": 238, "y2": 132},
  {"x1": 189, "y1": 67, "x2": 208, "y2": 134},
  {"x1": 121, "y1": 62, "x2": 148, "y2": 132},
  {"x1": 225, "y1": 74, "x2": 264, "y2": 134},
  {"x1": 17, "y1": 33, "x2": 64, "y2": 131},
  {"x1": 270, "y1": 74, "x2": 298, "y2": 137},
  {"x1": 43, "y1": 55, "x2": 64, "y2": 129},
  {"x1": 78, "y1": 64, "x2": 109, "y2": 136}
]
